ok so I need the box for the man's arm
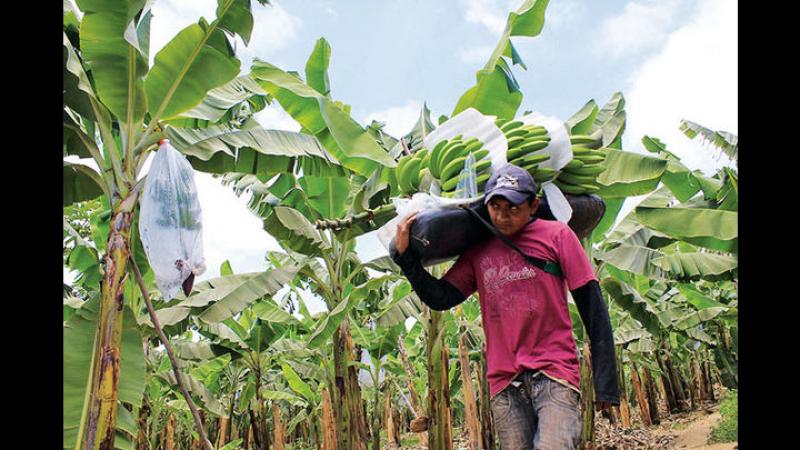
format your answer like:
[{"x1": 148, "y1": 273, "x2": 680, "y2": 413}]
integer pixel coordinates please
[
  {"x1": 571, "y1": 280, "x2": 620, "y2": 405},
  {"x1": 391, "y1": 246, "x2": 467, "y2": 311}
]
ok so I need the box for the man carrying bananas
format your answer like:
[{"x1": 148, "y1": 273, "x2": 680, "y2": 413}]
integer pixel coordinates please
[{"x1": 391, "y1": 164, "x2": 619, "y2": 450}]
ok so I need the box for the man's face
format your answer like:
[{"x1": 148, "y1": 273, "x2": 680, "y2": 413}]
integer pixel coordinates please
[{"x1": 487, "y1": 195, "x2": 539, "y2": 236}]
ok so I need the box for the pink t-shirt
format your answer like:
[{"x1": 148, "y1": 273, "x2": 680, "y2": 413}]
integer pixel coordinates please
[{"x1": 443, "y1": 218, "x2": 597, "y2": 398}]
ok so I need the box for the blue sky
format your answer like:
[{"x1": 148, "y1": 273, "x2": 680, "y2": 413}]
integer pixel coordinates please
[{"x1": 66, "y1": 1, "x2": 738, "y2": 311}]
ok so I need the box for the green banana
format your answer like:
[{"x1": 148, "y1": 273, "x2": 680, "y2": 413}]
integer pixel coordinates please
[
  {"x1": 569, "y1": 134, "x2": 602, "y2": 149},
  {"x1": 463, "y1": 139, "x2": 484, "y2": 154},
  {"x1": 429, "y1": 139, "x2": 450, "y2": 178},
  {"x1": 405, "y1": 158, "x2": 422, "y2": 190},
  {"x1": 512, "y1": 152, "x2": 550, "y2": 166},
  {"x1": 573, "y1": 154, "x2": 606, "y2": 164},
  {"x1": 563, "y1": 159, "x2": 584, "y2": 170},
  {"x1": 568, "y1": 164, "x2": 606, "y2": 176},
  {"x1": 500, "y1": 120, "x2": 524, "y2": 133},
  {"x1": 472, "y1": 149, "x2": 490, "y2": 161},
  {"x1": 441, "y1": 155, "x2": 468, "y2": 182},
  {"x1": 438, "y1": 141, "x2": 468, "y2": 176},
  {"x1": 532, "y1": 167, "x2": 556, "y2": 183},
  {"x1": 504, "y1": 128, "x2": 529, "y2": 139},
  {"x1": 396, "y1": 156, "x2": 413, "y2": 193},
  {"x1": 506, "y1": 135, "x2": 526, "y2": 149},
  {"x1": 557, "y1": 172, "x2": 598, "y2": 185},
  {"x1": 476, "y1": 172, "x2": 491, "y2": 191},
  {"x1": 473, "y1": 158, "x2": 492, "y2": 174}
]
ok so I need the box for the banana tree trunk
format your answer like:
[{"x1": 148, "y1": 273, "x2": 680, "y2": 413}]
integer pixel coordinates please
[
  {"x1": 642, "y1": 367, "x2": 660, "y2": 425},
  {"x1": 579, "y1": 341, "x2": 594, "y2": 449},
  {"x1": 136, "y1": 396, "x2": 150, "y2": 450},
  {"x1": 321, "y1": 387, "x2": 337, "y2": 450},
  {"x1": 371, "y1": 385, "x2": 381, "y2": 450},
  {"x1": 218, "y1": 417, "x2": 229, "y2": 447},
  {"x1": 426, "y1": 309, "x2": 453, "y2": 450},
  {"x1": 84, "y1": 205, "x2": 135, "y2": 450},
  {"x1": 458, "y1": 335, "x2": 482, "y2": 450},
  {"x1": 191, "y1": 411, "x2": 207, "y2": 450},
  {"x1": 615, "y1": 346, "x2": 631, "y2": 429},
  {"x1": 655, "y1": 351, "x2": 678, "y2": 413},
  {"x1": 662, "y1": 344, "x2": 689, "y2": 412},
  {"x1": 702, "y1": 351, "x2": 715, "y2": 402},
  {"x1": 166, "y1": 414, "x2": 176, "y2": 450},
  {"x1": 398, "y1": 335, "x2": 428, "y2": 447},
  {"x1": 333, "y1": 320, "x2": 368, "y2": 450},
  {"x1": 273, "y1": 404, "x2": 285, "y2": 450},
  {"x1": 476, "y1": 346, "x2": 495, "y2": 450},
  {"x1": 629, "y1": 362, "x2": 651, "y2": 427},
  {"x1": 384, "y1": 385, "x2": 399, "y2": 448}
]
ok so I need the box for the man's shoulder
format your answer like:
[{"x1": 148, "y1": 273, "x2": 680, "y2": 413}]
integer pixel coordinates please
[{"x1": 527, "y1": 218, "x2": 571, "y2": 237}]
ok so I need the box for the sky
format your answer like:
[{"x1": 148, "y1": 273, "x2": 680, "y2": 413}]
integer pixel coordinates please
[{"x1": 66, "y1": 0, "x2": 738, "y2": 314}]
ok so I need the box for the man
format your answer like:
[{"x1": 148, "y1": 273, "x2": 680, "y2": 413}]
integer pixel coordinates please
[{"x1": 391, "y1": 164, "x2": 619, "y2": 450}]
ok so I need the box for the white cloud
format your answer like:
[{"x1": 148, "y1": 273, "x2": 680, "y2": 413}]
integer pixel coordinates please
[
  {"x1": 147, "y1": 1, "x2": 301, "y2": 70},
  {"x1": 623, "y1": 0, "x2": 737, "y2": 176},
  {"x1": 364, "y1": 100, "x2": 425, "y2": 138},
  {"x1": 545, "y1": 0, "x2": 581, "y2": 29},
  {"x1": 596, "y1": 0, "x2": 682, "y2": 59},
  {"x1": 458, "y1": 45, "x2": 495, "y2": 65},
  {"x1": 463, "y1": 0, "x2": 506, "y2": 36}
]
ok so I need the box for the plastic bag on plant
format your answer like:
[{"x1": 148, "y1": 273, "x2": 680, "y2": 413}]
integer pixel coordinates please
[
  {"x1": 139, "y1": 139, "x2": 206, "y2": 301},
  {"x1": 453, "y1": 152, "x2": 479, "y2": 199}
]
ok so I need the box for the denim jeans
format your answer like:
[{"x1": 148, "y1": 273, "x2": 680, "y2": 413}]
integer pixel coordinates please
[{"x1": 490, "y1": 370, "x2": 582, "y2": 450}]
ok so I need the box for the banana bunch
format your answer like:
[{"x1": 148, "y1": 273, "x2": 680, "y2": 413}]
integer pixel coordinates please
[
  {"x1": 395, "y1": 148, "x2": 432, "y2": 195},
  {"x1": 552, "y1": 134, "x2": 607, "y2": 195},
  {"x1": 495, "y1": 119, "x2": 554, "y2": 189},
  {"x1": 429, "y1": 134, "x2": 492, "y2": 193}
]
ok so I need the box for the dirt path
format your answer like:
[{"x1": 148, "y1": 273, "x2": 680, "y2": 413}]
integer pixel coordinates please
[{"x1": 669, "y1": 410, "x2": 736, "y2": 450}]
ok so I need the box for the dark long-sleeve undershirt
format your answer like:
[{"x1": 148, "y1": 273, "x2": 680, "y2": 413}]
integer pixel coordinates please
[{"x1": 391, "y1": 246, "x2": 620, "y2": 405}]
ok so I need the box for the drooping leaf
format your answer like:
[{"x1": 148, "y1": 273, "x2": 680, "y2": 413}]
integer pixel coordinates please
[
  {"x1": 263, "y1": 206, "x2": 329, "y2": 256},
  {"x1": 177, "y1": 74, "x2": 268, "y2": 122},
  {"x1": 307, "y1": 294, "x2": 359, "y2": 349},
  {"x1": 298, "y1": 175, "x2": 351, "y2": 219},
  {"x1": 601, "y1": 277, "x2": 662, "y2": 338},
  {"x1": 635, "y1": 206, "x2": 737, "y2": 253},
  {"x1": 64, "y1": 162, "x2": 106, "y2": 206},
  {"x1": 650, "y1": 252, "x2": 737, "y2": 280},
  {"x1": 281, "y1": 362, "x2": 316, "y2": 401},
  {"x1": 596, "y1": 149, "x2": 668, "y2": 198},
  {"x1": 216, "y1": 0, "x2": 255, "y2": 45},
  {"x1": 679, "y1": 119, "x2": 738, "y2": 162},
  {"x1": 198, "y1": 266, "x2": 299, "y2": 324},
  {"x1": 78, "y1": 0, "x2": 148, "y2": 122},
  {"x1": 251, "y1": 299, "x2": 299, "y2": 324},
  {"x1": 251, "y1": 60, "x2": 395, "y2": 175},
  {"x1": 597, "y1": 245, "x2": 667, "y2": 279}
]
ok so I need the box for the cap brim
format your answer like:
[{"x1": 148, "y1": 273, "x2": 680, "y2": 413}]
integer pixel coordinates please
[{"x1": 484, "y1": 189, "x2": 530, "y2": 205}]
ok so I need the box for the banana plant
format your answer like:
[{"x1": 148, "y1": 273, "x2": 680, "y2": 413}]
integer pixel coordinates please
[{"x1": 63, "y1": 1, "x2": 359, "y2": 447}]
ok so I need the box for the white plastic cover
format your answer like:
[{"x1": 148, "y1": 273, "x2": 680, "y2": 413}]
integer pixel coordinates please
[
  {"x1": 518, "y1": 112, "x2": 574, "y2": 223},
  {"x1": 423, "y1": 108, "x2": 508, "y2": 176},
  {"x1": 139, "y1": 140, "x2": 207, "y2": 301}
]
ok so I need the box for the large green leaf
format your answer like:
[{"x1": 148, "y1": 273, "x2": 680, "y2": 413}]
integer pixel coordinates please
[
  {"x1": 177, "y1": 74, "x2": 268, "y2": 122},
  {"x1": 591, "y1": 92, "x2": 625, "y2": 134},
  {"x1": 157, "y1": 370, "x2": 227, "y2": 417},
  {"x1": 63, "y1": 33, "x2": 96, "y2": 121},
  {"x1": 140, "y1": 307, "x2": 191, "y2": 328},
  {"x1": 64, "y1": 162, "x2": 106, "y2": 206},
  {"x1": 596, "y1": 149, "x2": 668, "y2": 198},
  {"x1": 453, "y1": 0, "x2": 549, "y2": 119},
  {"x1": 263, "y1": 206, "x2": 329, "y2": 256},
  {"x1": 281, "y1": 362, "x2": 316, "y2": 402},
  {"x1": 78, "y1": 0, "x2": 147, "y2": 122},
  {"x1": 566, "y1": 99, "x2": 598, "y2": 135},
  {"x1": 216, "y1": 0, "x2": 255, "y2": 45},
  {"x1": 176, "y1": 273, "x2": 258, "y2": 307},
  {"x1": 64, "y1": 295, "x2": 145, "y2": 448},
  {"x1": 601, "y1": 278, "x2": 662, "y2": 337},
  {"x1": 305, "y1": 37, "x2": 331, "y2": 96},
  {"x1": 251, "y1": 299, "x2": 299, "y2": 324},
  {"x1": 452, "y1": 65, "x2": 522, "y2": 120},
  {"x1": 298, "y1": 175, "x2": 351, "y2": 219},
  {"x1": 597, "y1": 245, "x2": 667, "y2": 279},
  {"x1": 650, "y1": 252, "x2": 737, "y2": 280},
  {"x1": 635, "y1": 206, "x2": 737, "y2": 253},
  {"x1": 198, "y1": 266, "x2": 299, "y2": 324},
  {"x1": 676, "y1": 284, "x2": 729, "y2": 310},
  {"x1": 307, "y1": 294, "x2": 359, "y2": 349},
  {"x1": 590, "y1": 197, "x2": 624, "y2": 242},
  {"x1": 145, "y1": 19, "x2": 240, "y2": 121},
  {"x1": 166, "y1": 124, "x2": 338, "y2": 176},
  {"x1": 661, "y1": 159, "x2": 702, "y2": 202},
  {"x1": 251, "y1": 60, "x2": 395, "y2": 175}
]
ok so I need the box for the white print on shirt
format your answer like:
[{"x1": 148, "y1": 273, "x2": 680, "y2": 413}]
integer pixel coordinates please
[{"x1": 479, "y1": 252, "x2": 538, "y2": 313}]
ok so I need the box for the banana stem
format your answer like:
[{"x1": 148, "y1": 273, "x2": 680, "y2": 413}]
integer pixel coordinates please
[
  {"x1": 314, "y1": 203, "x2": 397, "y2": 230},
  {"x1": 128, "y1": 256, "x2": 214, "y2": 450}
]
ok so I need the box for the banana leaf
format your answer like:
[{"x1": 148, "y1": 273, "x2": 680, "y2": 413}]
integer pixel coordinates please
[
  {"x1": 635, "y1": 206, "x2": 737, "y2": 253},
  {"x1": 596, "y1": 149, "x2": 668, "y2": 198}
]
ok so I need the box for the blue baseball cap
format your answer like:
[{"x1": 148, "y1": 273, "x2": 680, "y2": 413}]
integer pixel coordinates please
[{"x1": 484, "y1": 164, "x2": 538, "y2": 205}]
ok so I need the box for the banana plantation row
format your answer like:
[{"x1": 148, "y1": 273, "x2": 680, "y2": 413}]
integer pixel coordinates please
[{"x1": 63, "y1": 1, "x2": 737, "y2": 449}]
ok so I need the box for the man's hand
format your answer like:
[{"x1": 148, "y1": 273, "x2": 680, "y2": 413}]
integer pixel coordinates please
[
  {"x1": 595, "y1": 401, "x2": 611, "y2": 412},
  {"x1": 395, "y1": 211, "x2": 419, "y2": 255}
]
